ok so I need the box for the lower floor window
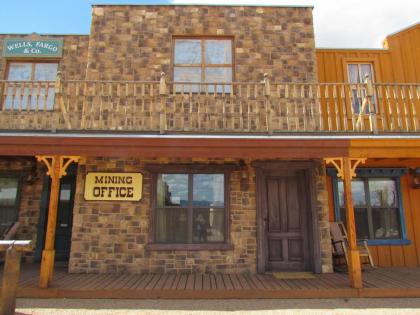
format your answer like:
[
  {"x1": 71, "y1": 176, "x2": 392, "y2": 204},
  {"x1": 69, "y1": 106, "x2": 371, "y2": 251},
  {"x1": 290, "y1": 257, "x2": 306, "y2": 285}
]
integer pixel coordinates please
[
  {"x1": 329, "y1": 168, "x2": 409, "y2": 245},
  {"x1": 155, "y1": 172, "x2": 227, "y2": 244},
  {"x1": 0, "y1": 175, "x2": 21, "y2": 235}
]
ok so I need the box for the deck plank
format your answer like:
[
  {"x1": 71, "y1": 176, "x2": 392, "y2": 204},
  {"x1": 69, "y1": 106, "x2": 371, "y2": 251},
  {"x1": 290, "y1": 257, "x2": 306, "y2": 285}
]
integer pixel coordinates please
[
  {"x1": 202, "y1": 274, "x2": 211, "y2": 290},
  {"x1": 222, "y1": 274, "x2": 234, "y2": 290},
  {"x1": 194, "y1": 274, "x2": 203, "y2": 290},
  {"x1": 177, "y1": 274, "x2": 188, "y2": 290},
  {"x1": 185, "y1": 274, "x2": 195, "y2": 290},
  {"x1": 3, "y1": 265, "x2": 420, "y2": 299}
]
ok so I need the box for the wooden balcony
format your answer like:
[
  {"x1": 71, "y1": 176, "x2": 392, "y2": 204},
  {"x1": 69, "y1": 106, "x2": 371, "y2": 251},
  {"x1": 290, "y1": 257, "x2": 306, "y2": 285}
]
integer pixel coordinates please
[{"x1": 0, "y1": 74, "x2": 419, "y2": 135}]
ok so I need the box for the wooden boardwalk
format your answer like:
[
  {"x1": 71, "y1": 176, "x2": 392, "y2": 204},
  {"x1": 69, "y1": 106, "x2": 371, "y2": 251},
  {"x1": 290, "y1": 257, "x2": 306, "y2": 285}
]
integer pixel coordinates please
[{"x1": 4, "y1": 265, "x2": 420, "y2": 299}]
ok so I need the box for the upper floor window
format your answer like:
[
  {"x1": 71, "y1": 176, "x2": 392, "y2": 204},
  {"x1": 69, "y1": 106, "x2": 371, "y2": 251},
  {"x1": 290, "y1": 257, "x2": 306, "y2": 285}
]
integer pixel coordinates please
[
  {"x1": 4, "y1": 61, "x2": 58, "y2": 110},
  {"x1": 173, "y1": 38, "x2": 233, "y2": 93},
  {"x1": 347, "y1": 63, "x2": 375, "y2": 114}
]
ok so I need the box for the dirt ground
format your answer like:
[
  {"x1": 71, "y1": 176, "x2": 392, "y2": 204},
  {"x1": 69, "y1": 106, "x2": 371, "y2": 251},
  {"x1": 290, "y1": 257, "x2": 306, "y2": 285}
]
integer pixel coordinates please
[{"x1": 15, "y1": 298, "x2": 420, "y2": 315}]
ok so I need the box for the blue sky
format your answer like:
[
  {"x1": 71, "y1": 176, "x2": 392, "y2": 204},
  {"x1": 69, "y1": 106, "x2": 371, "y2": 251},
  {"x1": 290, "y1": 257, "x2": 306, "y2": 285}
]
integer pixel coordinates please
[{"x1": 0, "y1": 0, "x2": 419, "y2": 48}]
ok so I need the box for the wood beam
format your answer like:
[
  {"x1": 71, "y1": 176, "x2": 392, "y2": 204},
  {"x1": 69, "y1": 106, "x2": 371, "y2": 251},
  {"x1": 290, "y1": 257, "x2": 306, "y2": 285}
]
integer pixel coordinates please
[
  {"x1": 36, "y1": 155, "x2": 79, "y2": 289},
  {"x1": 325, "y1": 157, "x2": 366, "y2": 289}
]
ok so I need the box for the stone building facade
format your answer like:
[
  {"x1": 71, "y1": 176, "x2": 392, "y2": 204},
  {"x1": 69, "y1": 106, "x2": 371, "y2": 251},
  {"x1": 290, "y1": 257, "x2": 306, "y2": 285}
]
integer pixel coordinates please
[
  {"x1": 0, "y1": 5, "x2": 333, "y2": 275},
  {"x1": 69, "y1": 157, "x2": 332, "y2": 274}
]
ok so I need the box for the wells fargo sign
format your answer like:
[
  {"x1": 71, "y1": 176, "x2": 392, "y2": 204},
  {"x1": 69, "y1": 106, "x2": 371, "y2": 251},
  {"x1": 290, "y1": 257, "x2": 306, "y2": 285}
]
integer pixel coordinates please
[
  {"x1": 3, "y1": 38, "x2": 63, "y2": 58},
  {"x1": 84, "y1": 172, "x2": 143, "y2": 201}
]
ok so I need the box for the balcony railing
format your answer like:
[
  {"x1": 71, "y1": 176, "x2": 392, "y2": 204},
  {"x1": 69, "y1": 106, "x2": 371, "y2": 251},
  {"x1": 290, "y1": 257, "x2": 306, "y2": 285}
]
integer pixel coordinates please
[{"x1": 0, "y1": 73, "x2": 419, "y2": 134}]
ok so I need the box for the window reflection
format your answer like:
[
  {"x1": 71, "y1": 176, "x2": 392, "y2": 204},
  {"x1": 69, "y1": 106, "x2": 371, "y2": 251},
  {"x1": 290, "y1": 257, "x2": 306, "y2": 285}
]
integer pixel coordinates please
[
  {"x1": 155, "y1": 172, "x2": 226, "y2": 244},
  {"x1": 157, "y1": 174, "x2": 188, "y2": 207},
  {"x1": 193, "y1": 174, "x2": 224, "y2": 207},
  {"x1": 337, "y1": 176, "x2": 402, "y2": 241}
]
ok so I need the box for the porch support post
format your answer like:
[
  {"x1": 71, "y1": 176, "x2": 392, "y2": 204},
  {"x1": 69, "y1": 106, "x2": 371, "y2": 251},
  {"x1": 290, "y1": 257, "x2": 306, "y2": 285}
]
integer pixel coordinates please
[
  {"x1": 36, "y1": 155, "x2": 80, "y2": 289},
  {"x1": 325, "y1": 157, "x2": 366, "y2": 289}
]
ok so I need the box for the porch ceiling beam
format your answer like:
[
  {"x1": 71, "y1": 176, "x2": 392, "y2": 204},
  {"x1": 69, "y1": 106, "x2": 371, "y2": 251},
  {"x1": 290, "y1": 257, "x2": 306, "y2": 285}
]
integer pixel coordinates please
[
  {"x1": 36, "y1": 155, "x2": 80, "y2": 289},
  {"x1": 325, "y1": 157, "x2": 366, "y2": 289},
  {"x1": 0, "y1": 136, "x2": 350, "y2": 158}
]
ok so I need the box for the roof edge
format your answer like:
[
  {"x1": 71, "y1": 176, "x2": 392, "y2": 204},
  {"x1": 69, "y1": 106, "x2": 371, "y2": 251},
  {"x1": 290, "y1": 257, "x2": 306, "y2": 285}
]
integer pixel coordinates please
[
  {"x1": 386, "y1": 22, "x2": 420, "y2": 38},
  {"x1": 92, "y1": 3, "x2": 314, "y2": 8}
]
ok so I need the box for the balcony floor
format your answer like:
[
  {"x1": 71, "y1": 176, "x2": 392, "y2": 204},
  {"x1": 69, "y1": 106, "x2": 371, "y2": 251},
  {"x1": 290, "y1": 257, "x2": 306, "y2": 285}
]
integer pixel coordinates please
[{"x1": 4, "y1": 264, "x2": 420, "y2": 299}]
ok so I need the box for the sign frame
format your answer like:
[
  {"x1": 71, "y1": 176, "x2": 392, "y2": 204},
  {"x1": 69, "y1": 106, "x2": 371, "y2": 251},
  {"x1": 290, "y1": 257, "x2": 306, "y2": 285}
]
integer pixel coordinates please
[
  {"x1": 84, "y1": 172, "x2": 143, "y2": 202},
  {"x1": 3, "y1": 37, "x2": 63, "y2": 58}
]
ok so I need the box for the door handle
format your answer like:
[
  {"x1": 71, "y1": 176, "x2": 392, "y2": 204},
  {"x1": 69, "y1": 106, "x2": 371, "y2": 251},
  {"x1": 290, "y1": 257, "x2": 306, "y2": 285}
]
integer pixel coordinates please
[{"x1": 60, "y1": 223, "x2": 68, "y2": 228}]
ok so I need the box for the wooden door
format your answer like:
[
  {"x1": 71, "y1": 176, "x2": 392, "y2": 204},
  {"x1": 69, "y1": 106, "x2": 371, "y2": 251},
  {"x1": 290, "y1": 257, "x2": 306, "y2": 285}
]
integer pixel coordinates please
[
  {"x1": 264, "y1": 172, "x2": 310, "y2": 271},
  {"x1": 54, "y1": 177, "x2": 76, "y2": 261}
]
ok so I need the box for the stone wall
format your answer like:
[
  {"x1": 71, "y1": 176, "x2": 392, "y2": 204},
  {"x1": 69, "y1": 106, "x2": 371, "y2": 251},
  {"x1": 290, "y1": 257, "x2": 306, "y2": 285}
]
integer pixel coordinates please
[
  {"x1": 69, "y1": 157, "x2": 257, "y2": 274},
  {"x1": 86, "y1": 5, "x2": 316, "y2": 82},
  {"x1": 315, "y1": 162, "x2": 334, "y2": 273},
  {"x1": 0, "y1": 157, "x2": 44, "y2": 262},
  {"x1": 69, "y1": 157, "x2": 333, "y2": 274},
  {"x1": 0, "y1": 34, "x2": 89, "y2": 80}
]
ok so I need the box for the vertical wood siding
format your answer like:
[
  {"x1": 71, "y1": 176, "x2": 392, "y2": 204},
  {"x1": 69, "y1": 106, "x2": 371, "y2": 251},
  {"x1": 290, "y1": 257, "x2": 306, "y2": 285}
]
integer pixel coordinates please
[{"x1": 327, "y1": 159, "x2": 420, "y2": 267}]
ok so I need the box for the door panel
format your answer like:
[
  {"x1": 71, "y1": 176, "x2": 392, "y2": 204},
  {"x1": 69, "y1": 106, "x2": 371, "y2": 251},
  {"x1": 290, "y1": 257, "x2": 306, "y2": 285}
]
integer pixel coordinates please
[{"x1": 265, "y1": 172, "x2": 309, "y2": 271}]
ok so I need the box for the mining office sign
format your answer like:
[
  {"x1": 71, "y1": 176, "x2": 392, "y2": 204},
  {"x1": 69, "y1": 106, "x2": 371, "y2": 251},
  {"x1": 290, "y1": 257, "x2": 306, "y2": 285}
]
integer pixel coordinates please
[
  {"x1": 3, "y1": 38, "x2": 63, "y2": 57},
  {"x1": 84, "y1": 173, "x2": 143, "y2": 201}
]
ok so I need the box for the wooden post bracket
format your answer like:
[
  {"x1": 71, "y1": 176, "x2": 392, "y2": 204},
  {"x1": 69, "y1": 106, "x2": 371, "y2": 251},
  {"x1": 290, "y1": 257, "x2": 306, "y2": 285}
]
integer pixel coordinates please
[
  {"x1": 36, "y1": 155, "x2": 80, "y2": 179},
  {"x1": 324, "y1": 157, "x2": 366, "y2": 179}
]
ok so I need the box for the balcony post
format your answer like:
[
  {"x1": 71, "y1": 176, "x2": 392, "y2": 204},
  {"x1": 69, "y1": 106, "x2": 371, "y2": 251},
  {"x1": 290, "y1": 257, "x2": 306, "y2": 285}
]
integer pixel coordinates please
[
  {"x1": 36, "y1": 155, "x2": 80, "y2": 289},
  {"x1": 159, "y1": 72, "x2": 167, "y2": 134},
  {"x1": 55, "y1": 71, "x2": 72, "y2": 130},
  {"x1": 364, "y1": 74, "x2": 378, "y2": 134},
  {"x1": 263, "y1": 73, "x2": 273, "y2": 135},
  {"x1": 325, "y1": 157, "x2": 366, "y2": 289}
]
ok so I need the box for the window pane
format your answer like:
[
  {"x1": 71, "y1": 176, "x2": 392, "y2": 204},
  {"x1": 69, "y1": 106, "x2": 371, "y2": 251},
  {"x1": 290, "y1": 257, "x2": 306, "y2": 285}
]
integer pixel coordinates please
[
  {"x1": 355, "y1": 208, "x2": 369, "y2": 239},
  {"x1": 205, "y1": 40, "x2": 232, "y2": 64},
  {"x1": 157, "y1": 174, "x2": 188, "y2": 207},
  {"x1": 174, "y1": 39, "x2": 201, "y2": 65},
  {"x1": 337, "y1": 180, "x2": 366, "y2": 207},
  {"x1": 372, "y1": 208, "x2": 401, "y2": 239},
  {"x1": 348, "y1": 64, "x2": 359, "y2": 84},
  {"x1": 360, "y1": 64, "x2": 373, "y2": 82},
  {"x1": 369, "y1": 179, "x2": 397, "y2": 207},
  {"x1": 7, "y1": 63, "x2": 32, "y2": 81},
  {"x1": 339, "y1": 208, "x2": 369, "y2": 240},
  {"x1": 34, "y1": 63, "x2": 58, "y2": 81},
  {"x1": 31, "y1": 86, "x2": 55, "y2": 110},
  {"x1": 193, "y1": 174, "x2": 224, "y2": 207},
  {"x1": 60, "y1": 184, "x2": 71, "y2": 201},
  {"x1": 4, "y1": 86, "x2": 31, "y2": 110},
  {"x1": 0, "y1": 177, "x2": 19, "y2": 206},
  {"x1": 205, "y1": 67, "x2": 232, "y2": 83},
  {"x1": 156, "y1": 208, "x2": 188, "y2": 243},
  {"x1": 205, "y1": 67, "x2": 232, "y2": 93},
  {"x1": 174, "y1": 67, "x2": 201, "y2": 93},
  {"x1": 193, "y1": 208, "x2": 225, "y2": 243}
]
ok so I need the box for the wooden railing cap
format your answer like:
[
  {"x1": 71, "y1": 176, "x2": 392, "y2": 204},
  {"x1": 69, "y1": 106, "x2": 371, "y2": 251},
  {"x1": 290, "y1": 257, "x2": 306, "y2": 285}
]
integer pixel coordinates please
[{"x1": 0, "y1": 240, "x2": 32, "y2": 252}]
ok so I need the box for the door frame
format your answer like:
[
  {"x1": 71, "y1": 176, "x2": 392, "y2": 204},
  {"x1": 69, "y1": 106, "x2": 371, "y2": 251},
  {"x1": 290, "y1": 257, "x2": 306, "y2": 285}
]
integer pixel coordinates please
[{"x1": 253, "y1": 160, "x2": 322, "y2": 274}]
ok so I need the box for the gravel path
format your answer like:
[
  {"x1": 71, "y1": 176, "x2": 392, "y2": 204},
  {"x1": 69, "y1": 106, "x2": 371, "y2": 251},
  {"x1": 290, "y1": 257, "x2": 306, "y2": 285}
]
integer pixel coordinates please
[{"x1": 15, "y1": 298, "x2": 420, "y2": 315}]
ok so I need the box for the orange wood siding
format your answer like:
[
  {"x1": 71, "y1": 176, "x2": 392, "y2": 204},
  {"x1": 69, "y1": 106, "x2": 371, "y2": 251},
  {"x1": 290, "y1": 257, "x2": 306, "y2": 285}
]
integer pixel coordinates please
[
  {"x1": 385, "y1": 24, "x2": 420, "y2": 83},
  {"x1": 316, "y1": 24, "x2": 420, "y2": 84},
  {"x1": 327, "y1": 159, "x2": 420, "y2": 267},
  {"x1": 316, "y1": 49, "x2": 393, "y2": 83}
]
